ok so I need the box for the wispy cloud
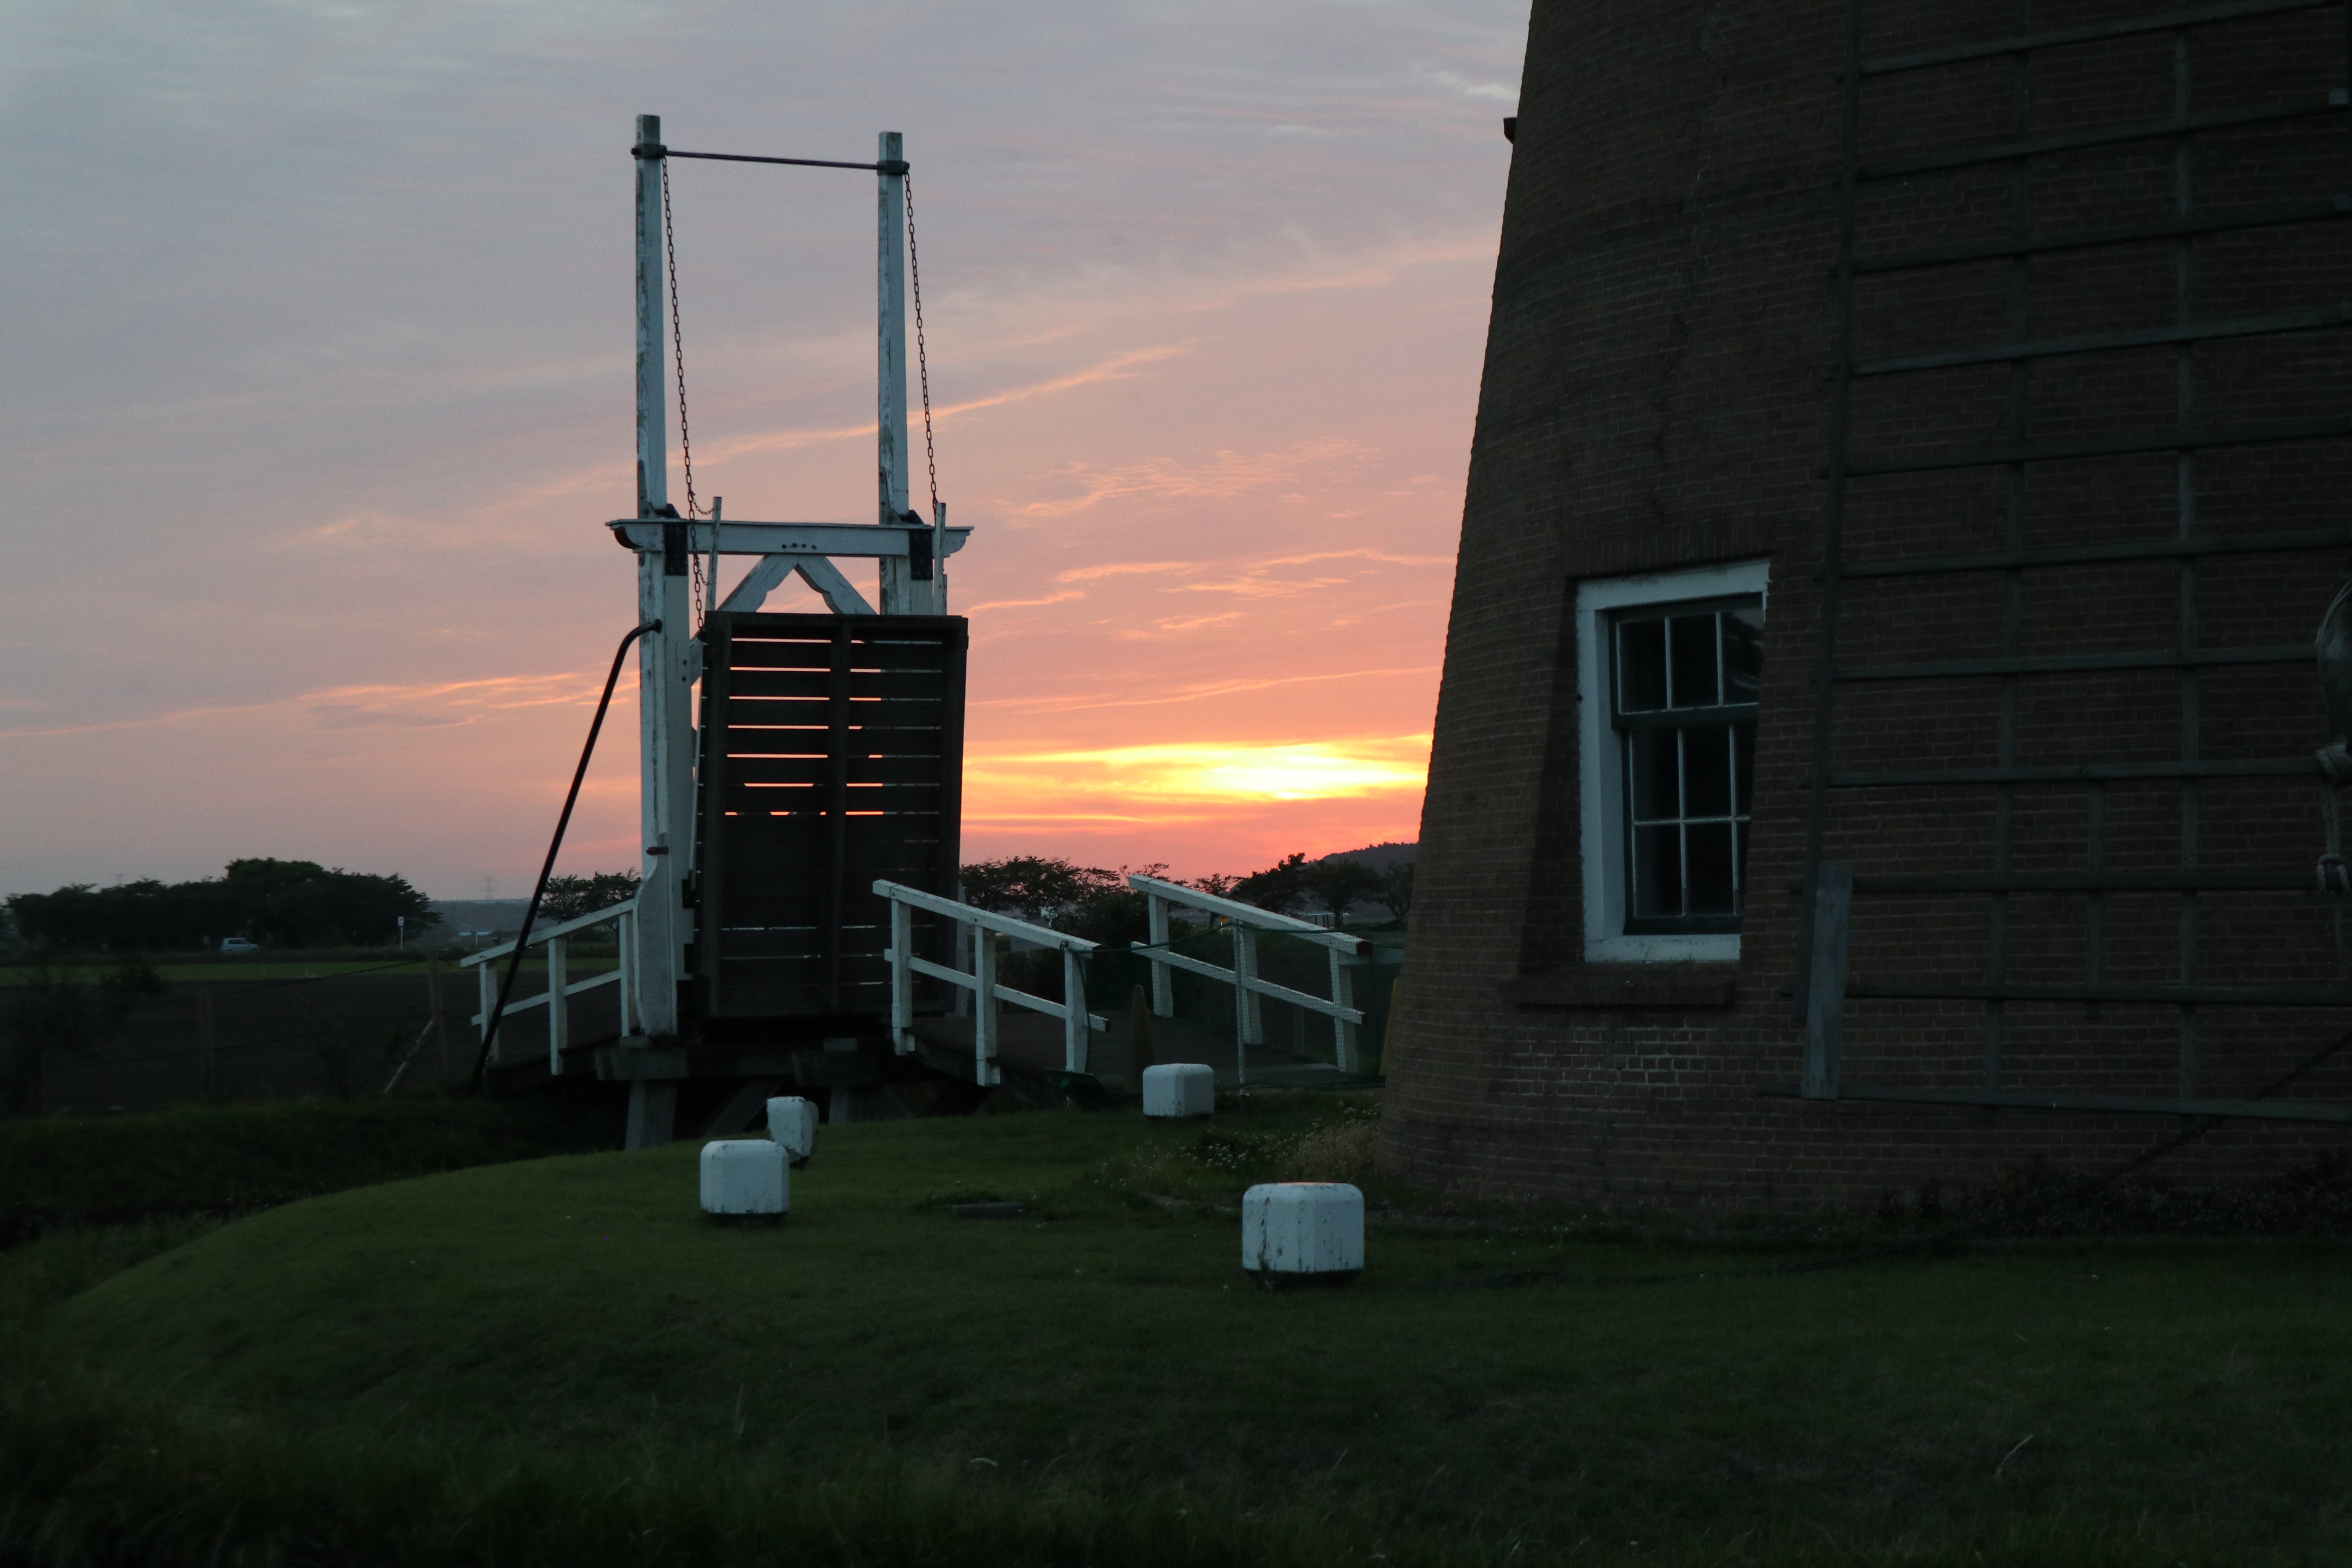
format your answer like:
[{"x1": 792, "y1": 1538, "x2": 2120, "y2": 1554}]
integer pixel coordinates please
[
  {"x1": 966, "y1": 734, "x2": 1431, "y2": 804},
  {"x1": 975, "y1": 664, "x2": 1439, "y2": 715},
  {"x1": 1007, "y1": 437, "x2": 1376, "y2": 522}
]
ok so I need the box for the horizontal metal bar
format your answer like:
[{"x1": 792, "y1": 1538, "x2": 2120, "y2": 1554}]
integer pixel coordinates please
[
  {"x1": 1819, "y1": 757, "x2": 2318, "y2": 786},
  {"x1": 1860, "y1": 96, "x2": 2345, "y2": 182},
  {"x1": 1762, "y1": 1082, "x2": 2352, "y2": 1123},
  {"x1": 1617, "y1": 703, "x2": 1758, "y2": 731},
  {"x1": 1832, "y1": 644, "x2": 2306, "y2": 681},
  {"x1": 887, "y1": 951, "x2": 1107, "y2": 1030},
  {"x1": 1832, "y1": 526, "x2": 2352, "y2": 580},
  {"x1": 1853, "y1": 303, "x2": 2351, "y2": 377},
  {"x1": 1127, "y1": 940, "x2": 1365, "y2": 1023},
  {"x1": 1854, "y1": 196, "x2": 2352, "y2": 275},
  {"x1": 1860, "y1": 0, "x2": 2341, "y2": 77},
  {"x1": 1844, "y1": 414, "x2": 2352, "y2": 478},
  {"x1": 873, "y1": 880, "x2": 1096, "y2": 952},
  {"x1": 1847, "y1": 981, "x2": 2352, "y2": 1005},
  {"x1": 610, "y1": 520, "x2": 973, "y2": 559},
  {"x1": 635, "y1": 142, "x2": 899, "y2": 173},
  {"x1": 1129, "y1": 874, "x2": 1370, "y2": 952},
  {"x1": 461, "y1": 899, "x2": 638, "y2": 965},
  {"x1": 1840, "y1": 870, "x2": 2336, "y2": 893}
]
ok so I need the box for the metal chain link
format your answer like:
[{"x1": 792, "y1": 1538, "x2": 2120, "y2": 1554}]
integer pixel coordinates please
[
  {"x1": 661, "y1": 158, "x2": 703, "y2": 625},
  {"x1": 904, "y1": 175, "x2": 939, "y2": 518}
]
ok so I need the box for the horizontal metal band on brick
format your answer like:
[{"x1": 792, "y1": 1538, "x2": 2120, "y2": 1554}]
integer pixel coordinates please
[
  {"x1": 1845, "y1": 981, "x2": 2352, "y2": 1005},
  {"x1": 1813, "y1": 757, "x2": 2319, "y2": 787},
  {"x1": 1828, "y1": 526, "x2": 2352, "y2": 581},
  {"x1": 1852, "y1": 303, "x2": 2352, "y2": 377},
  {"x1": 1841, "y1": 414, "x2": 2352, "y2": 478},
  {"x1": 1829, "y1": 644, "x2": 2307, "y2": 682},
  {"x1": 1789, "y1": 869, "x2": 2340, "y2": 893},
  {"x1": 1853, "y1": 196, "x2": 2352, "y2": 276},
  {"x1": 1858, "y1": 94, "x2": 2347, "y2": 183},
  {"x1": 1858, "y1": 0, "x2": 2342, "y2": 78},
  {"x1": 1760, "y1": 1083, "x2": 2352, "y2": 1123}
]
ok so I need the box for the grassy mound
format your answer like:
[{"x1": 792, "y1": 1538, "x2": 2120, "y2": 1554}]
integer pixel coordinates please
[
  {"x1": 9, "y1": 1096, "x2": 2352, "y2": 1564},
  {"x1": 0, "y1": 1094, "x2": 619, "y2": 1245}
]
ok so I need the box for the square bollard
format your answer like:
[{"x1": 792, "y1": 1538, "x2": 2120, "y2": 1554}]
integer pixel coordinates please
[
  {"x1": 766, "y1": 1095, "x2": 818, "y2": 1167},
  {"x1": 700, "y1": 1138, "x2": 788, "y2": 1223},
  {"x1": 1141, "y1": 1062, "x2": 1215, "y2": 1119},
  {"x1": 1241, "y1": 1182, "x2": 1363, "y2": 1287}
]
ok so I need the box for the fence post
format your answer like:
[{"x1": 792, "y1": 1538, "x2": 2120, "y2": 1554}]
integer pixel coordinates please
[
  {"x1": 889, "y1": 895, "x2": 914, "y2": 1050},
  {"x1": 618, "y1": 910, "x2": 637, "y2": 1036},
  {"x1": 1062, "y1": 945, "x2": 1087, "y2": 1073},
  {"x1": 1146, "y1": 892, "x2": 1173, "y2": 1017},
  {"x1": 547, "y1": 935, "x2": 569, "y2": 1074},
  {"x1": 1232, "y1": 924, "x2": 1261, "y2": 1085},
  {"x1": 1801, "y1": 863, "x2": 1853, "y2": 1100},
  {"x1": 477, "y1": 960, "x2": 497, "y2": 1058},
  {"x1": 1329, "y1": 949, "x2": 1357, "y2": 1074},
  {"x1": 974, "y1": 927, "x2": 999, "y2": 1085}
]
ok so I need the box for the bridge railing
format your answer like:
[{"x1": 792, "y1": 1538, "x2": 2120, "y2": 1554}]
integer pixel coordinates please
[
  {"x1": 460, "y1": 899, "x2": 638, "y2": 1073},
  {"x1": 1125, "y1": 874, "x2": 1369, "y2": 1079},
  {"x1": 874, "y1": 880, "x2": 1109, "y2": 1086}
]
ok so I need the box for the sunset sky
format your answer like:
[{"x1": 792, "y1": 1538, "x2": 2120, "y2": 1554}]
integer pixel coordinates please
[{"x1": 1, "y1": 0, "x2": 1527, "y2": 898}]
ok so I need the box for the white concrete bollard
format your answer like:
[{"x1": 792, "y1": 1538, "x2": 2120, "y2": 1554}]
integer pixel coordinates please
[
  {"x1": 1141, "y1": 1062, "x2": 1215, "y2": 1119},
  {"x1": 700, "y1": 1138, "x2": 788, "y2": 1222},
  {"x1": 765, "y1": 1095, "x2": 818, "y2": 1167},
  {"x1": 1241, "y1": 1183, "x2": 1363, "y2": 1287}
]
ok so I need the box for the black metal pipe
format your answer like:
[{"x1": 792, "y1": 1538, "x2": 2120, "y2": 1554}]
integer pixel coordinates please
[
  {"x1": 633, "y1": 140, "x2": 904, "y2": 174},
  {"x1": 470, "y1": 621, "x2": 659, "y2": 1086}
]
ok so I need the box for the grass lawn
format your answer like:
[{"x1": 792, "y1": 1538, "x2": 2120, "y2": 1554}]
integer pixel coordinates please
[{"x1": 6, "y1": 1095, "x2": 2351, "y2": 1565}]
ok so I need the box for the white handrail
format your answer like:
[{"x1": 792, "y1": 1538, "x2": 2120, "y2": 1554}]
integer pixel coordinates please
[
  {"x1": 874, "y1": 879, "x2": 1107, "y2": 1086},
  {"x1": 1126, "y1": 874, "x2": 1368, "y2": 1078},
  {"x1": 461, "y1": 897, "x2": 639, "y2": 1075}
]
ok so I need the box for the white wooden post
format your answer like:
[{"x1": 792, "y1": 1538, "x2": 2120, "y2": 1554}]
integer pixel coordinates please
[
  {"x1": 547, "y1": 935, "x2": 569, "y2": 1073},
  {"x1": 889, "y1": 894, "x2": 914, "y2": 1050},
  {"x1": 1233, "y1": 924, "x2": 1261, "y2": 1085},
  {"x1": 1062, "y1": 946, "x2": 1088, "y2": 1073},
  {"x1": 617, "y1": 908, "x2": 637, "y2": 1034},
  {"x1": 1329, "y1": 948, "x2": 1357, "y2": 1074},
  {"x1": 974, "y1": 927, "x2": 999, "y2": 1085},
  {"x1": 875, "y1": 131, "x2": 915, "y2": 613},
  {"x1": 477, "y1": 958, "x2": 496, "y2": 1052},
  {"x1": 1146, "y1": 892, "x2": 1173, "y2": 1017},
  {"x1": 631, "y1": 113, "x2": 688, "y2": 1041}
]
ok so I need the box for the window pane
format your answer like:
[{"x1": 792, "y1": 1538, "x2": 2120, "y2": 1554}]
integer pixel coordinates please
[
  {"x1": 1684, "y1": 725, "x2": 1732, "y2": 817},
  {"x1": 1633, "y1": 824, "x2": 1682, "y2": 918},
  {"x1": 1734, "y1": 722, "x2": 1756, "y2": 816},
  {"x1": 1724, "y1": 604, "x2": 1764, "y2": 704},
  {"x1": 1629, "y1": 730, "x2": 1680, "y2": 822},
  {"x1": 1619, "y1": 618, "x2": 1667, "y2": 711},
  {"x1": 1687, "y1": 823, "x2": 1737, "y2": 915},
  {"x1": 1669, "y1": 615, "x2": 1719, "y2": 707}
]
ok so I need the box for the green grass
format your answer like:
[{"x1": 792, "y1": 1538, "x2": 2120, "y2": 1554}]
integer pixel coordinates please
[
  {"x1": 0, "y1": 1095, "x2": 619, "y2": 1243},
  {"x1": 6, "y1": 1097, "x2": 2352, "y2": 1564}
]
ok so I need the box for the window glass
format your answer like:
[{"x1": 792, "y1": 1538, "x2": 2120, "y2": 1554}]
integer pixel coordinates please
[{"x1": 1610, "y1": 594, "x2": 1763, "y2": 936}]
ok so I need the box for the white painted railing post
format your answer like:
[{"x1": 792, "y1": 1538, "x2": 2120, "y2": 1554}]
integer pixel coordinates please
[
  {"x1": 1146, "y1": 892, "x2": 1173, "y2": 1017},
  {"x1": 477, "y1": 960, "x2": 497, "y2": 1053},
  {"x1": 974, "y1": 927, "x2": 999, "y2": 1085},
  {"x1": 889, "y1": 894, "x2": 914, "y2": 1051},
  {"x1": 1062, "y1": 947, "x2": 1088, "y2": 1073},
  {"x1": 1329, "y1": 948, "x2": 1357, "y2": 1074},
  {"x1": 547, "y1": 935, "x2": 569, "y2": 1073},
  {"x1": 618, "y1": 909, "x2": 637, "y2": 1034}
]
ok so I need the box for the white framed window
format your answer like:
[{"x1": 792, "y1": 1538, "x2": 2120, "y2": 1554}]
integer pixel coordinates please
[{"x1": 1576, "y1": 559, "x2": 1769, "y2": 963}]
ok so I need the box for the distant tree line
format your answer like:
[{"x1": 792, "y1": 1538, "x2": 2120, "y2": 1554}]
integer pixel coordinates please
[
  {"x1": 957, "y1": 848, "x2": 1412, "y2": 942},
  {"x1": 4, "y1": 859, "x2": 439, "y2": 952},
  {"x1": 538, "y1": 870, "x2": 641, "y2": 925}
]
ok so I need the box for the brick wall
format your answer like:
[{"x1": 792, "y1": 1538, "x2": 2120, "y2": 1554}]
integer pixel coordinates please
[{"x1": 1381, "y1": 0, "x2": 2352, "y2": 1212}]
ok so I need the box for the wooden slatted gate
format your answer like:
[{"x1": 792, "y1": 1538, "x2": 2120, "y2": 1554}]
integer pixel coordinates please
[{"x1": 695, "y1": 612, "x2": 966, "y2": 1024}]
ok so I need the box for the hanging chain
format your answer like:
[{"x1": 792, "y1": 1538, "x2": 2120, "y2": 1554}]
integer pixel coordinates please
[
  {"x1": 904, "y1": 175, "x2": 940, "y2": 519},
  {"x1": 661, "y1": 158, "x2": 704, "y2": 625}
]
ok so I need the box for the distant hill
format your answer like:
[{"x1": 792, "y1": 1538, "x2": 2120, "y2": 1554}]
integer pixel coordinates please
[{"x1": 1321, "y1": 841, "x2": 1416, "y2": 873}]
